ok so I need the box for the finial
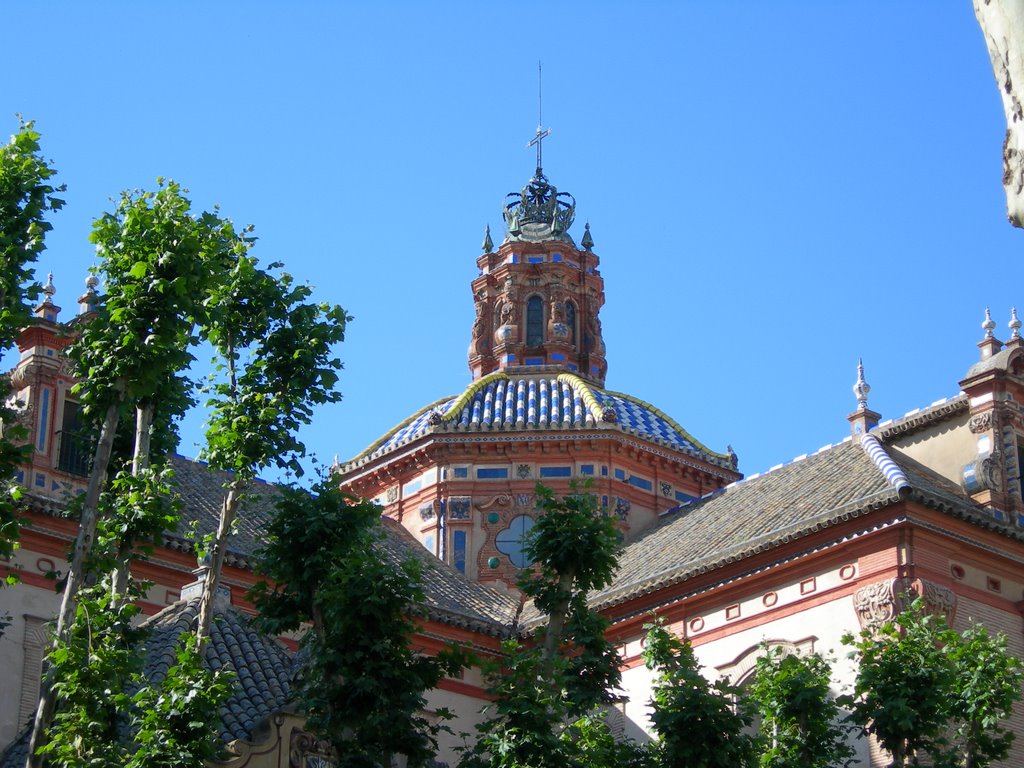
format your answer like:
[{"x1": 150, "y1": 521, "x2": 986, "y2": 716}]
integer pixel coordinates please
[
  {"x1": 527, "y1": 61, "x2": 550, "y2": 178},
  {"x1": 482, "y1": 224, "x2": 493, "y2": 253},
  {"x1": 854, "y1": 358, "x2": 871, "y2": 410},
  {"x1": 1010, "y1": 307, "x2": 1022, "y2": 341},
  {"x1": 42, "y1": 272, "x2": 55, "y2": 305},
  {"x1": 581, "y1": 222, "x2": 594, "y2": 250},
  {"x1": 983, "y1": 307, "x2": 996, "y2": 339}
]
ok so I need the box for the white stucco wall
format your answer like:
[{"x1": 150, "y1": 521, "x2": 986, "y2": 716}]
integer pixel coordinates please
[
  {"x1": 0, "y1": 549, "x2": 62, "y2": 750},
  {"x1": 617, "y1": 590, "x2": 872, "y2": 766}
]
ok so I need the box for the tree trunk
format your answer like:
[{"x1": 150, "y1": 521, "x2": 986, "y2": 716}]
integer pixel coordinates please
[
  {"x1": 130, "y1": 402, "x2": 153, "y2": 475},
  {"x1": 541, "y1": 570, "x2": 576, "y2": 663},
  {"x1": 110, "y1": 402, "x2": 154, "y2": 603},
  {"x1": 26, "y1": 396, "x2": 122, "y2": 768},
  {"x1": 195, "y1": 481, "x2": 242, "y2": 651},
  {"x1": 975, "y1": 0, "x2": 1024, "y2": 227}
]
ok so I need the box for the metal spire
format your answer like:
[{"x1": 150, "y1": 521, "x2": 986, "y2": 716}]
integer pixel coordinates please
[{"x1": 527, "y1": 61, "x2": 550, "y2": 177}]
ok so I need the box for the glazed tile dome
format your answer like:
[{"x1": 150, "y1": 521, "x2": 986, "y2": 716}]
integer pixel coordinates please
[{"x1": 345, "y1": 372, "x2": 735, "y2": 470}]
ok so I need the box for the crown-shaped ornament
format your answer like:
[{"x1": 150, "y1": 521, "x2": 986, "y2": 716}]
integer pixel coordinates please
[{"x1": 502, "y1": 171, "x2": 576, "y2": 244}]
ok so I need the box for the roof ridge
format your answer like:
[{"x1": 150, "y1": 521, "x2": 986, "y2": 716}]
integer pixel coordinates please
[
  {"x1": 717, "y1": 437, "x2": 854, "y2": 490},
  {"x1": 859, "y1": 433, "x2": 910, "y2": 492},
  {"x1": 347, "y1": 394, "x2": 456, "y2": 463},
  {"x1": 442, "y1": 372, "x2": 510, "y2": 421},
  {"x1": 557, "y1": 372, "x2": 601, "y2": 422},
  {"x1": 875, "y1": 393, "x2": 967, "y2": 439}
]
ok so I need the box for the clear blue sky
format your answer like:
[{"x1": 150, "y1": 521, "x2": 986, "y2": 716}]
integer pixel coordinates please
[{"x1": 5, "y1": 2, "x2": 1020, "y2": 482}]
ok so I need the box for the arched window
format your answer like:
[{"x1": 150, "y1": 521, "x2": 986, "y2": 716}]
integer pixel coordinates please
[
  {"x1": 565, "y1": 301, "x2": 577, "y2": 347},
  {"x1": 526, "y1": 295, "x2": 544, "y2": 346}
]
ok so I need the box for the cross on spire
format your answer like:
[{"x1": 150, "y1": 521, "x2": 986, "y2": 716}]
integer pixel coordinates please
[{"x1": 527, "y1": 61, "x2": 550, "y2": 177}]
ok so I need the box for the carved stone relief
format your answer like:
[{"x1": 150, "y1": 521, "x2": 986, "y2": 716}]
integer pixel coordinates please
[
  {"x1": 289, "y1": 727, "x2": 334, "y2": 768},
  {"x1": 969, "y1": 412, "x2": 994, "y2": 433},
  {"x1": 853, "y1": 577, "x2": 957, "y2": 630}
]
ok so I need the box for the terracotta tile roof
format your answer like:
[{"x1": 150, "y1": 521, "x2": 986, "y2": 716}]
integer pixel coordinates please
[
  {"x1": 139, "y1": 598, "x2": 293, "y2": 743},
  {"x1": 161, "y1": 457, "x2": 518, "y2": 634},
  {"x1": 582, "y1": 436, "x2": 1017, "y2": 619},
  {"x1": 20, "y1": 455, "x2": 520, "y2": 637},
  {"x1": 163, "y1": 455, "x2": 281, "y2": 569},
  {"x1": 342, "y1": 372, "x2": 735, "y2": 471},
  {"x1": 378, "y1": 519, "x2": 521, "y2": 636}
]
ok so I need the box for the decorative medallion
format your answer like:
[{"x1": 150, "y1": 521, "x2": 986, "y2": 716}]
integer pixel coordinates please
[
  {"x1": 385, "y1": 486, "x2": 398, "y2": 503},
  {"x1": 517, "y1": 464, "x2": 531, "y2": 479},
  {"x1": 419, "y1": 502, "x2": 435, "y2": 521},
  {"x1": 660, "y1": 481, "x2": 671, "y2": 498},
  {"x1": 448, "y1": 496, "x2": 471, "y2": 520}
]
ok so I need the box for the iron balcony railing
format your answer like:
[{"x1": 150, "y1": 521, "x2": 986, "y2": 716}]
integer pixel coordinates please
[{"x1": 56, "y1": 430, "x2": 92, "y2": 477}]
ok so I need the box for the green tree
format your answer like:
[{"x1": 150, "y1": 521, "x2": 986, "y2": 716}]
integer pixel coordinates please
[
  {"x1": 841, "y1": 602, "x2": 954, "y2": 768},
  {"x1": 944, "y1": 622, "x2": 1023, "y2": 768},
  {"x1": 844, "y1": 600, "x2": 1024, "y2": 768},
  {"x1": 748, "y1": 645, "x2": 855, "y2": 768},
  {"x1": 38, "y1": 463, "x2": 226, "y2": 768},
  {"x1": 194, "y1": 247, "x2": 349, "y2": 648},
  {"x1": 462, "y1": 483, "x2": 639, "y2": 768},
  {"x1": 35, "y1": 583, "x2": 145, "y2": 768},
  {"x1": 27, "y1": 180, "x2": 223, "y2": 765},
  {"x1": 642, "y1": 619, "x2": 756, "y2": 768},
  {"x1": 251, "y1": 477, "x2": 464, "y2": 768},
  {"x1": 0, "y1": 118, "x2": 63, "y2": 599},
  {"x1": 126, "y1": 634, "x2": 234, "y2": 768}
]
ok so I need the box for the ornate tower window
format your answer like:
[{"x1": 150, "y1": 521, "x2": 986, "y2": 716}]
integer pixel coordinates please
[
  {"x1": 57, "y1": 400, "x2": 90, "y2": 476},
  {"x1": 565, "y1": 301, "x2": 577, "y2": 347},
  {"x1": 496, "y1": 514, "x2": 534, "y2": 568},
  {"x1": 526, "y1": 295, "x2": 544, "y2": 346}
]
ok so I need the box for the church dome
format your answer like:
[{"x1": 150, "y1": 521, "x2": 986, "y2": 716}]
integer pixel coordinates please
[
  {"x1": 344, "y1": 372, "x2": 734, "y2": 471},
  {"x1": 336, "y1": 157, "x2": 738, "y2": 588}
]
